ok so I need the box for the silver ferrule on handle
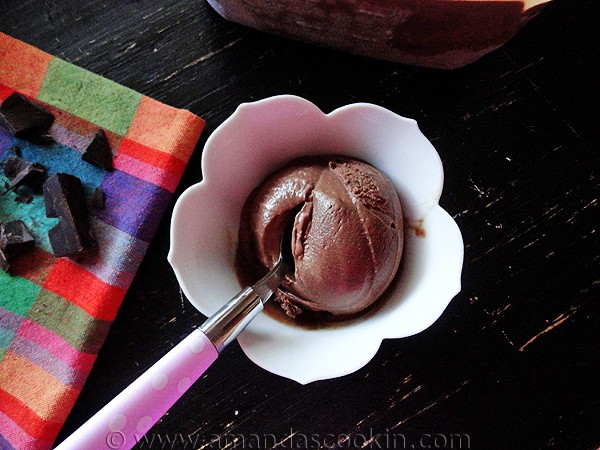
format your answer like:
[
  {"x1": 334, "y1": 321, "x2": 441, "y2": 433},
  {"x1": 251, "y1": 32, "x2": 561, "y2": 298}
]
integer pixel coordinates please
[
  {"x1": 200, "y1": 287, "x2": 264, "y2": 353},
  {"x1": 200, "y1": 243, "x2": 288, "y2": 353}
]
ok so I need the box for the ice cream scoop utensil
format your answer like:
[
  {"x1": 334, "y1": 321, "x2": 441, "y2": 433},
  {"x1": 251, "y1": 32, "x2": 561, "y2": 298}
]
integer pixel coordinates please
[{"x1": 56, "y1": 232, "x2": 293, "y2": 450}]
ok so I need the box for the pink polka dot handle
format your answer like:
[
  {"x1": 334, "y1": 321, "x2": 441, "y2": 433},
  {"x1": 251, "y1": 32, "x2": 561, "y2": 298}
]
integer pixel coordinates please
[{"x1": 55, "y1": 329, "x2": 218, "y2": 450}]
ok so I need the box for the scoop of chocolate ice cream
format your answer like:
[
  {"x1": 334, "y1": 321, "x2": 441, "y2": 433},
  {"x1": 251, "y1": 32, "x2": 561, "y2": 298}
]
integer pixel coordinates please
[{"x1": 236, "y1": 156, "x2": 403, "y2": 319}]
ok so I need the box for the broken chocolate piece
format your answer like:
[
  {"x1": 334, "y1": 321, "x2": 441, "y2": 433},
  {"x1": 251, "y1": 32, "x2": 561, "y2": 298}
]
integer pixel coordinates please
[
  {"x1": 0, "y1": 93, "x2": 55, "y2": 142},
  {"x1": 14, "y1": 189, "x2": 34, "y2": 204},
  {"x1": 91, "y1": 187, "x2": 106, "y2": 209},
  {"x1": 0, "y1": 219, "x2": 36, "y2": 273},
  {"x1": 3, "y1": 155, "x2": 23, "y2": 179},
  {"x1": 0, "y1": 220, "x2": 35, "y2": 254},
  {"x1": 2, "y1": 155, "x2": 47, "y2": 194},
  {"x1": 10, "y1": 146, "x2": 22, "y2": 157},
  {"x1": 0, "y1": 248, "x2": 9, "y2": 273},
  {"x1": 43, "y1": 173, "x2": 96, "y2": 257},
  {"x1": 82, "y1": 130, "x2": 113, "y2": 171}
]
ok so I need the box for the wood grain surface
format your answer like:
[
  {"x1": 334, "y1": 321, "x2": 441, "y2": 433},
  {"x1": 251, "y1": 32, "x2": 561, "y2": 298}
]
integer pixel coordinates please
[{"x1": 2, "y1": 1, "x2": 599, "y2": 449}]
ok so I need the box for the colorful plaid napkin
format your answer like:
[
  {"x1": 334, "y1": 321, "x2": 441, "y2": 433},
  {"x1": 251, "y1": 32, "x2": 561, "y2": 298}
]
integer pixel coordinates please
[{"x1": 0, "y1": 33, "x2": 205, "y2": 449}]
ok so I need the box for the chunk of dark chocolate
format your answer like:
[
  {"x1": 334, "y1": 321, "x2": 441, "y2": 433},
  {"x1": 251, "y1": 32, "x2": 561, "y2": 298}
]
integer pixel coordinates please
[
  {"x1": 3, "y1": 155, "x2": 23, "y2": 179},
  {"x1": 10, "y1": 146, "x2": 22, "y2": 158},
  {"x1": 91, "y1": 187, "x2": 106, "y2": 210},
  {"x1": 0, "y1": 220, "x2": 35, "y2": 254},
  {"x1": 0, "y1": 93, "x2": 55, "y2": 142},
  {"x1": 2, "y1": 155, "x2": 47, "y2": 194},
  {"x1": 82, "y1": 130, "x2": 113, "y2": 171},
  {"x1": 43, "y1": 173, "x2": 96, "y2": 257},
  {"x1": 14, "y1": 189, "x2": 34, "y2": 204}
]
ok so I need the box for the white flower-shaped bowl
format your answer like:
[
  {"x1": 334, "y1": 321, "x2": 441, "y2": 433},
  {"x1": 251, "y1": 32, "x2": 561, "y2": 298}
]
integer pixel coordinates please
[{"x1": 168, "y1": 95, "x2": 463, "y2": 384}]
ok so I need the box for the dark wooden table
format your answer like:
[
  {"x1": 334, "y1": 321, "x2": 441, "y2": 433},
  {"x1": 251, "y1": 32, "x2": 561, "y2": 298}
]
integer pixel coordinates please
[{"x1": 3, "y1": 1, "x2": 599, "y2": 449}]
